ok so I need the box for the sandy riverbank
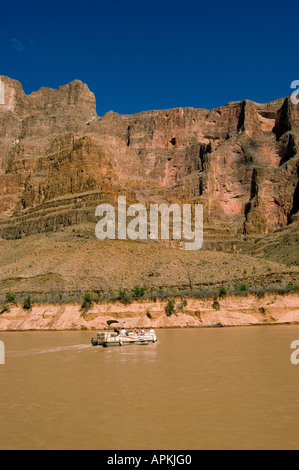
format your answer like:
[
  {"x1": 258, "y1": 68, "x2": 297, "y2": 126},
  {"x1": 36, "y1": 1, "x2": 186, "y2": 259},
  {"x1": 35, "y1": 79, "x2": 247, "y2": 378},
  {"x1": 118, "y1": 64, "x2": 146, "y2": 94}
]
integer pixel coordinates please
[{"x1": 0, "y1": 293, "x2": 299, "y2": 331}]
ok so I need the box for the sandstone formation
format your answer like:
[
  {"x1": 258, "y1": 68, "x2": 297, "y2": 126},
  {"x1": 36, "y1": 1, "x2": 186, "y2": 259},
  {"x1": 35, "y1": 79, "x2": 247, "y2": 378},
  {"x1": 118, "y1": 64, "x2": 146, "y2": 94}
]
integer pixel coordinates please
[
  {"x1": 0, "y1": 76, "x2": 298, "y2": 300},
  {"x1": 0, "y1": 293, "x2": 298, "y2": 331},
  {"x1": 0, "y1": 75, "x2": 298, "y2": 243}
]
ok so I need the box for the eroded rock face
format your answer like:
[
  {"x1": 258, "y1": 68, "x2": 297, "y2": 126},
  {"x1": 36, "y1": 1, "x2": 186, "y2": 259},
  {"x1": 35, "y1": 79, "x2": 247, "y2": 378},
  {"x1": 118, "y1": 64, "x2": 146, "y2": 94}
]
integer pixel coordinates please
[{"x1": 0, "y1": 75, "x2": 298, "y2": 242}]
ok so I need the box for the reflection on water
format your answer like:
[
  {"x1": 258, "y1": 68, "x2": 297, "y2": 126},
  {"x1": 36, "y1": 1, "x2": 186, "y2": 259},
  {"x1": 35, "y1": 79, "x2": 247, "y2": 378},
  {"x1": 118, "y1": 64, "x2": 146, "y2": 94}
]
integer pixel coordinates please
[
  {"x1": 102, "y1": 344, "x2": 158, "y2": 363},
  {"x1": 0, "y1": 326, "x2": 299, "y2": 450}
]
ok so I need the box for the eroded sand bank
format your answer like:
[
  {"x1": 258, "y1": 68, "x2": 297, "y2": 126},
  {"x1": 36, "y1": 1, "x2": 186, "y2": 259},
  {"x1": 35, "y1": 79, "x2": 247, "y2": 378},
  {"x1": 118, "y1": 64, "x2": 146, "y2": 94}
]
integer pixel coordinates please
[{"x1": 0, "y1": 293, "x2": 299, "y2": 331}]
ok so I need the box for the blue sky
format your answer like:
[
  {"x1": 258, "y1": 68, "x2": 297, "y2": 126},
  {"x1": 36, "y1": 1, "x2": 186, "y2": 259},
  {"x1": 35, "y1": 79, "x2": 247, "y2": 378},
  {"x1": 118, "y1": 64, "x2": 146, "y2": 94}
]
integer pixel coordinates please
[{"x1": 1, "y1": 0, "x2": 298, "y2": 116}]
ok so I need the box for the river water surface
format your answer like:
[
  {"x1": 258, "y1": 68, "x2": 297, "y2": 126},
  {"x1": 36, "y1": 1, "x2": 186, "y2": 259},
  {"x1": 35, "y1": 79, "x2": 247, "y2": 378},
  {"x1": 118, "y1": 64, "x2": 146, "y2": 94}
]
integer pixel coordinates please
[{"x1": 0, "y1": 326, "x2": 299, "y2": 450}]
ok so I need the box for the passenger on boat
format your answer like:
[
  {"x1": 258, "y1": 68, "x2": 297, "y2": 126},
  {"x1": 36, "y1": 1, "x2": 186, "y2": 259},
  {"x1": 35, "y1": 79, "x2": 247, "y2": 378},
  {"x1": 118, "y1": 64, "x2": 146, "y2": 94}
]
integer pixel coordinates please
[{"x1": 141, "y1": 328, "x2": 145, "y2": 336}]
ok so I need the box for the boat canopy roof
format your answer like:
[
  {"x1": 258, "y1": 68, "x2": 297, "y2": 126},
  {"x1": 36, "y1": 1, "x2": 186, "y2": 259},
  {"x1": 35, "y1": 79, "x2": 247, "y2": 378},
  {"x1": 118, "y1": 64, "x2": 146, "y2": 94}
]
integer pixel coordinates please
[{"x1": 107, "y1": 318, "x2": 135, "y2": 327}]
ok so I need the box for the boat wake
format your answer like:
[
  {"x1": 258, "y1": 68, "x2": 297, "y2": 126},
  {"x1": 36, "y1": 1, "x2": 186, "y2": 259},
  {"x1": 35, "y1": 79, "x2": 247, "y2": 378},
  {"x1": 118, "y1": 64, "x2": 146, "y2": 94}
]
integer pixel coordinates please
[{"x1": 7, "y1": 344, "x2": 92, "y2": 358}]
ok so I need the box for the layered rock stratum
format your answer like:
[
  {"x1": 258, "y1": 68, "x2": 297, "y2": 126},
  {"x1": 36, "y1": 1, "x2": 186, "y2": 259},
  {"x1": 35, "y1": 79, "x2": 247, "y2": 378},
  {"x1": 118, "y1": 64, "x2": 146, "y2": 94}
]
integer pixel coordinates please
[{"x1": 0, "y1": 76, "x2": 298, "y2": 298}]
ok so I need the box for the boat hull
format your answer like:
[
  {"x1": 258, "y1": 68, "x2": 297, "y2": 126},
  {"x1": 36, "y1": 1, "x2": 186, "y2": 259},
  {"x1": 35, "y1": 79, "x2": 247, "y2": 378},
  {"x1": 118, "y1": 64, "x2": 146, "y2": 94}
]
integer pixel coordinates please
[{"x1": 91, "y1": 331, "x2": 157, "y2": 347}]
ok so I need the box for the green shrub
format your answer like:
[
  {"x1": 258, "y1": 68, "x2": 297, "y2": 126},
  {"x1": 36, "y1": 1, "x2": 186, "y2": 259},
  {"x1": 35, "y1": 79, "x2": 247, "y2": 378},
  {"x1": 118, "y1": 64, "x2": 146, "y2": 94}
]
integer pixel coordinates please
[
  {"x1": 23, "y1": 295, "x2": 32, "y2": 311},
  {"x1": 119, "y1": 288, "x2": 127, "y2": 299},
  {"x1": 218, "y1": 287, "x2": 227, "y2": 298},
  {"x1": 81, "y1": 292, "x2": 93, "y2": 311},
  {"x1": 5, "y1": 292, "x2": 16, "y2": 303},
  {"x1": 212, "y1": 299, "x2": 220, "y2": 310},
  {"x1": 133, "y1": 286, "x2": 146, "y2": 298},
  {"x1": 165, "y1": 300, "x2": 175, "y2": 317},
  {"x1": 286, "y1": 284, "x2": 299, "y2": 291},
  {"x1": 235, "y1": 284, "x2": 248, "y2": 292},
  {"x1": 118, "y1": 288, "x2": 132, "y2": 304},
  {"x1": 176, "y1": 299, "x2": 188, "y2": 313}
]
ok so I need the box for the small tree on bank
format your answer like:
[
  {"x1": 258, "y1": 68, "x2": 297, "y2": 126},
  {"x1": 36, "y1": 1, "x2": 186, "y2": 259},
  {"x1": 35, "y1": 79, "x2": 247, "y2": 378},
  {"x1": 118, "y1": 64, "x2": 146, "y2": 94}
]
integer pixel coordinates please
[
  {"x1": 23, "y1": 295, "x2": 32, "y2": 311},
  {"x1": 165, "y1": 300, "x2": 175, "y2": 317}
]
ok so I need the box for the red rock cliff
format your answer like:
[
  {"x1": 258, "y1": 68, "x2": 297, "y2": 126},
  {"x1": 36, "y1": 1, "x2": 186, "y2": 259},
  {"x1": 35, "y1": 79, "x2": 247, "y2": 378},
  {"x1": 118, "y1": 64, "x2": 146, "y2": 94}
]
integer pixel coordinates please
[{"x1": 0, "y1": 76, "x2": 298, "y2": 243}]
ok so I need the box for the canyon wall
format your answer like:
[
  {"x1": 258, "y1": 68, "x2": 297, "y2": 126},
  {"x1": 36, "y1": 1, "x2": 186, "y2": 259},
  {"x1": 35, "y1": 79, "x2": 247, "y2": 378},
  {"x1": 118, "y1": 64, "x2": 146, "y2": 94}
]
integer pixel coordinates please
[{"x1": 0, "y1": 75, "x2": 298, "y2": 245}]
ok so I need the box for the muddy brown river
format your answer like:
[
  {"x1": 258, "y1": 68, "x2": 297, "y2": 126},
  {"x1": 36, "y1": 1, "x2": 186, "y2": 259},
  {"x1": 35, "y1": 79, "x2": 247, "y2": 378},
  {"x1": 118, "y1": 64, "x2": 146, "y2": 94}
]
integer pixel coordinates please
[{"x1": 0, "y1": 326, "x2": 299, "y2": 450}]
